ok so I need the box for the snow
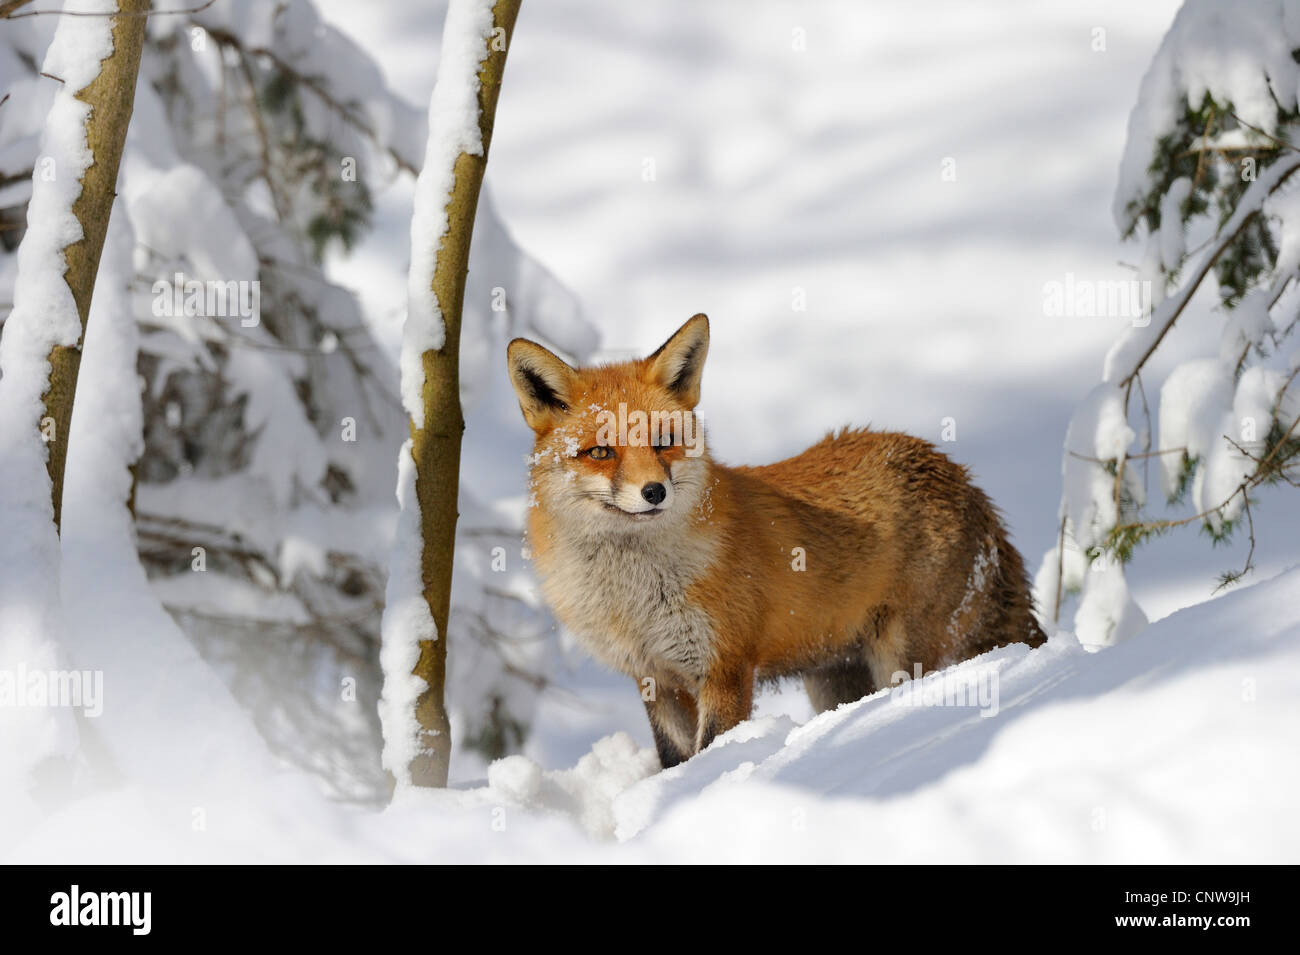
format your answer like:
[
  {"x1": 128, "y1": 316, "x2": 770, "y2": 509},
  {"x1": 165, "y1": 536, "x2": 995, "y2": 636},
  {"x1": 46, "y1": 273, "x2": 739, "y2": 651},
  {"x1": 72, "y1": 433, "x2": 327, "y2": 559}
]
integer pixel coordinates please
[
  {"x1": 7, "y1": 561, "x2": 1300, "y2": 862},
  {"x1": 1268, "y1": 179, "x2": 1300, "y2": 284},
  {"x1": 377, "y1": 442, "x2": 435, "y2": 787},
  {"x1": 1114, "y1": 0, "x2": 1300, "y2": 233},
  {"x1": 1219, "y1": 288, "x2": 1273, "y2": 364},
  {"x1": 1031, "y1": 524, "x2": 1089, "y2": 633},
  {"x1": 1105, "y1": 151, "x2": 1300, "y2": 385},
  {"x1": 225, "y1": 348, "x2": 329, "y2": 507},
  {"x1": 1074, "y1": 558, "x2": 1149, "y2": 649},
  {"x1": 185, "y1": 0, "x2": 428, "y2": 177},
  {"x1": 57, "y1": 203, "x2": 278, "y2": 793},
  {"x1": 1059, "y1": 382, "x2": 1135, "y2": 552},
  {"x1": 123, "y1": 164, "x2": 258, "y2": 287},
  {"x1": 400, "y1": 0, "x2": 499, "y2": 421},
  {"x1": 0, "y1": 0, "x2": 121, "y2": 831},
  {"x1": 277, "y1": 535, "x2": 329, "y2": 585},
  {"x1": 1158, "y1": 358, "x2": 1233, "y2": 500},
  {"x1": 1193, "y1": 368, "x2": 1286, "y2": 530},
  {"x1": 1053, "y1": 0, "x2": 1300, "y2": 642},
  {"x1": 1157, "y1": 176, "x2": 1191, "y2": 271}
]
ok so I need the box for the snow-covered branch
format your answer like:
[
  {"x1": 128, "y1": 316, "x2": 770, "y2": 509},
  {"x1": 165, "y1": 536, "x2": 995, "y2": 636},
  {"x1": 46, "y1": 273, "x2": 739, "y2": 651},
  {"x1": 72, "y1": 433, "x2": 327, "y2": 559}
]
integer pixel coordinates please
[{"x1": 1105, "y1": 151, "x2": 1300, "y2": 388}]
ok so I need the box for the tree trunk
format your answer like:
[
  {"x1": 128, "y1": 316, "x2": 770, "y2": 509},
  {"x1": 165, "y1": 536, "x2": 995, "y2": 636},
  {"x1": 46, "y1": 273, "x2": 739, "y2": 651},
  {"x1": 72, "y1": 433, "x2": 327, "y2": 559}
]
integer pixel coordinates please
[
  {"x1": 407, "y1": 0, "x2": 522, "y2": 788},
  {"x1": 42, "y1": 0, "x2": 149, "y2": 530}
]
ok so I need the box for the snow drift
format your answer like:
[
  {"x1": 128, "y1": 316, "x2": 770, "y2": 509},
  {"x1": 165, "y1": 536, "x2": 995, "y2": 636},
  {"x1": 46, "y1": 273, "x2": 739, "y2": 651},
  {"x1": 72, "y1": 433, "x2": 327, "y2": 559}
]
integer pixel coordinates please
[{"x1": 6, "y1": 561, "x2": 1297, "y2": 863}]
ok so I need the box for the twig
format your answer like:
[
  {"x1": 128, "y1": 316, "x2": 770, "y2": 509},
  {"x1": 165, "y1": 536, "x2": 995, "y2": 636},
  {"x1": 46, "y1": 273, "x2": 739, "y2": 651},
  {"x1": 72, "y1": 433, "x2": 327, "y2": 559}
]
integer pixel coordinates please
[
  {"x1": 8, "y1": 0, "x2": 214, "y2": 18},
  {"x1": 198, "y1": 24, "x2": 419, "y2": 175},
  {"x1": 1191, "y1": 103, "x2": 1217, "y2": 194},
  {"x1": 225, "y1": 40, "x2": 288, "y2": 223},
  {"x1": 1053, "y1": 514, "x2": 1066, "y2": 624},
  {"x1": 1136, "y1": 371, "x2": 1153, "y2": 490},
  {"x1": 1226, "y1": 109, "x2": 1300, "y2": 156},
  {"x1": 1109, "y1": 414, "x2": 1300, "y2": 540},
  {"x1": 1067, "y1": 446, "x2": 1186, "y2": 465},
  {"x1": 8, "y1": 0, "x2": 211, "y2": 16},
  {"x1": 1213, "y1": 494, "x2": 1256, "y2": 594}
]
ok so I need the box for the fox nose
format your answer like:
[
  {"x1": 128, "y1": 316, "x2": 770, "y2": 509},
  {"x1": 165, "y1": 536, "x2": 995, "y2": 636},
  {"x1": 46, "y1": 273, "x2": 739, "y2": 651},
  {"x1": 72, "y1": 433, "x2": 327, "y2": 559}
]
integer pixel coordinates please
[{"x1": 641, "y1": 482, "x2": 666, "y2": 506}]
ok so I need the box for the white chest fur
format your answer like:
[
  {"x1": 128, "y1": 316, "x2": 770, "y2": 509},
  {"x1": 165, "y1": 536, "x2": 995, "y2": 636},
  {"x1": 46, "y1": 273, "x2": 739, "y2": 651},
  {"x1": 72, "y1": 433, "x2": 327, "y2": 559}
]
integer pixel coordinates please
[{"x1": 537, "y1": 525, "x2": 717, "y2": 685}]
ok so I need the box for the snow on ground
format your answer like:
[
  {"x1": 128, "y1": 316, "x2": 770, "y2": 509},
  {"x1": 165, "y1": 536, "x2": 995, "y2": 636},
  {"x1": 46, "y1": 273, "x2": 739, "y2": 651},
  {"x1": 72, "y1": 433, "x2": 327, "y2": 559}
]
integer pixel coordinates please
[{"x1": 8, "y1": 561, "x2": 1299, "y2": 862}]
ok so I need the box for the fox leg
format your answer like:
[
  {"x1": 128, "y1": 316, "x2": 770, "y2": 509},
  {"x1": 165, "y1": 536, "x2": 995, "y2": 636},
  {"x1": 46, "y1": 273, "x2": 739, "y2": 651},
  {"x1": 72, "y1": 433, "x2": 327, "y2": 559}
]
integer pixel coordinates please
[
  {"x1": 642, "y1": 684, "x2": 697, "y2": 769},
  {"x1": 865, "y1": 614, "x2": 912, "y2": 690},
  {"x1": 694, "y1": 662, "x2": 754, "y2": 754},
  {"x1": 803, "y1": 613, "x2": 905, "y2": 712},
  {"x1": 802, "y1": 659, "x2": 876, "y2": 713}
]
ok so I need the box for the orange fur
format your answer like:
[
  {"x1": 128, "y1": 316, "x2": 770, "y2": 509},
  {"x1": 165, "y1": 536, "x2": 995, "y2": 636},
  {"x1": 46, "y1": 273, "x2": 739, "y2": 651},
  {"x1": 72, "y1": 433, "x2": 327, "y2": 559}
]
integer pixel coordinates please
[{"x1": 508, "y1": 314, "x2": 1045, "y2": 767}]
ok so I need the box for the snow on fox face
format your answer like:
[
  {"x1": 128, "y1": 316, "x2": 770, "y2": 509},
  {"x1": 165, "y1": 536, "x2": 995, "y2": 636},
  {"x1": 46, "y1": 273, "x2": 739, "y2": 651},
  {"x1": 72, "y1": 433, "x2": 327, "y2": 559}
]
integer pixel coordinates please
[{"x1": 508, "y1": 314, "x2": 712, "y2": 531}]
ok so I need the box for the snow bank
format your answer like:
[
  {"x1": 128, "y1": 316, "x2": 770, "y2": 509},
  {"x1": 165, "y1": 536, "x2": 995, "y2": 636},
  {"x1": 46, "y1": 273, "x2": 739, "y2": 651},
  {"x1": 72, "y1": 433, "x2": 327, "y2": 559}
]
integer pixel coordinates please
[
  {"x1": 0, "y1": 0, "x2": 118, "y2": 837},
  {"x1": 59, "y1": 205, "x2": 281, "y2": 794},
  {"x1": 8, "y1": 561, "x2": 1299, "y2": 863}
]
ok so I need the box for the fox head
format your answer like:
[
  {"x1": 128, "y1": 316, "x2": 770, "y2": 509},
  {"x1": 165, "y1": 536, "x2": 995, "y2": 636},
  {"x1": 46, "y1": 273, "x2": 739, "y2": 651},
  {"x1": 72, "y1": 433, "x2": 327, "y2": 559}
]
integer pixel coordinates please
[{"x1": 507, "y1": 314, "x2": 712, "y2": 532}]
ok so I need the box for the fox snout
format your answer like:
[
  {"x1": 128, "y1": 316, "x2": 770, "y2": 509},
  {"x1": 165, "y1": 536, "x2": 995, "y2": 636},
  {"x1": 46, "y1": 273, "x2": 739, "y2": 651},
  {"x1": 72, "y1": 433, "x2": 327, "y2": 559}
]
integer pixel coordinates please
[{"x1": 600, "y1": 448, "x2": 677, "y2": 515}]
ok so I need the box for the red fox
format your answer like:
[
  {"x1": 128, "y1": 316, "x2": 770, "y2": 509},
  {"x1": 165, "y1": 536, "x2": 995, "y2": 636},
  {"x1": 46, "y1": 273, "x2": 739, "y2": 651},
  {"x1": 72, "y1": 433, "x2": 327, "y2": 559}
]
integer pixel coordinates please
[{"x1": 507, "y1": 314, "x2": 1045, "y2": 768}]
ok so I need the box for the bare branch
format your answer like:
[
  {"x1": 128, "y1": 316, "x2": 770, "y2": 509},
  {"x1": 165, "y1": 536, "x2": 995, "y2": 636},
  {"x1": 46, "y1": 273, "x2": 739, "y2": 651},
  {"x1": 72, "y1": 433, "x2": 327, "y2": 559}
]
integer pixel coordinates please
[{"x1": 8, "y1": 0, "x2": 214, "y2": 18}]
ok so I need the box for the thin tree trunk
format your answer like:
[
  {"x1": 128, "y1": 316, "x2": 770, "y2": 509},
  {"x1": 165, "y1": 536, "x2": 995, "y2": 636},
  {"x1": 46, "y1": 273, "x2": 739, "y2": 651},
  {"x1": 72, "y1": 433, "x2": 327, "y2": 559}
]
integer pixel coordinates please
[
  {"x1": 43, "y1": 0, "x2": 149, "y2": 530},
  {"x1": 407, "y1": 0, "x2": 522, "y2": 788}
]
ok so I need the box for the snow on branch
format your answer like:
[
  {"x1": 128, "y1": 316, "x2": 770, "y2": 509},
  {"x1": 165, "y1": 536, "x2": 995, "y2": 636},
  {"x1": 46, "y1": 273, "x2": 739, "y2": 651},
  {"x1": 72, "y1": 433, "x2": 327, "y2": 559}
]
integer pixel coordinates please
[
  {"x1": 1041, "y1": 0, "x2": 1300, "y2": 644},
  {"x1": 399, "y1": 0, "x2": 500, "y2": 422},
  {"x1": 1104, "y1": 150, "x2": 1300, "y2": 387},
  {"x1": 1113, "y1": 0, "x2": 1300, "y2": 236}
]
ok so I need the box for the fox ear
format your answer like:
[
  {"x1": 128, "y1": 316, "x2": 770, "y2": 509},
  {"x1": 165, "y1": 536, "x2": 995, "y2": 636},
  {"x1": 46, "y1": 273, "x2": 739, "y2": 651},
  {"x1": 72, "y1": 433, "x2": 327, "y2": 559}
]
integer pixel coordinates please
[
  {"x1": 507, "y1": 338, "x2": 576, "y2": 432},
  {"x1": 645, "y1": 313, "x2": 709, "y2": 407}
]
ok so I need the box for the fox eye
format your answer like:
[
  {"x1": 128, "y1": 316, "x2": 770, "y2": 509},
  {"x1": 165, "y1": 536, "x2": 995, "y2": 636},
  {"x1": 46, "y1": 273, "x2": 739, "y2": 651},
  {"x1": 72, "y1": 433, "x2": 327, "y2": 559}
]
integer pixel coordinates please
[{"x1": 586, "y1": 446, "x2": 615, "y2": 460}]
